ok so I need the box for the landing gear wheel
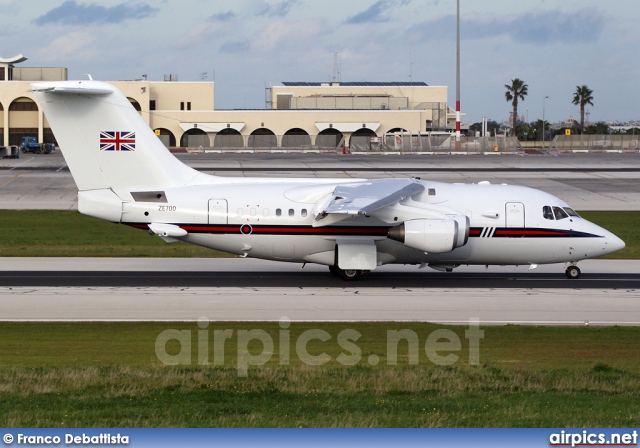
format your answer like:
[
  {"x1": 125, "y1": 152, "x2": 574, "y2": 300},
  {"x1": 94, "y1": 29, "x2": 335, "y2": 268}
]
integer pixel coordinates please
[
  {"x1": 328, "y1": 266, "x2": 363, "y2": 281},
  {"x1": 565, "y1": 265, "x2": 581, "y2": 279},
  {"x1": 338, "y1": 269, "x2": 363, "y2": 281}
]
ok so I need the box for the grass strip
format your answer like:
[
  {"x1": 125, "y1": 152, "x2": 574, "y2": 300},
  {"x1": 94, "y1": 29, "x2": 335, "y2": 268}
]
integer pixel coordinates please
[
  {"x1": 0, "y1": 210, "x2": 221, "y2": 257},
  {"x1": 1, "y1": 322, "x2": 639, "y2": 427},
  {"x1": 579, "y1": 211, "x2": 639, "y2": 258},
  {"x1": 0, "y1": 210, "x2": 637, "y2": 258}
]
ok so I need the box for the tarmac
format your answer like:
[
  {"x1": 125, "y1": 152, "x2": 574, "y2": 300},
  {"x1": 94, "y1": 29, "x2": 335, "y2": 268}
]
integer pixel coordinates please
[{"x1": 0, "y1": 259, "x2": 638, "y2": 325}]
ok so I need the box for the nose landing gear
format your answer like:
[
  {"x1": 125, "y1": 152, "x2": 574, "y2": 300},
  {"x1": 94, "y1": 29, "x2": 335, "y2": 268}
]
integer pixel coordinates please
[{"x1": 565, "y1": 264, "x2": 581, "y2": 279}]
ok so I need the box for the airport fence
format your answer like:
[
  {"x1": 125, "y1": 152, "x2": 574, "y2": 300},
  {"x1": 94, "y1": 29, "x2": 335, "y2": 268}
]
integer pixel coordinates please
[
  {"x1": 349, "y1": 134, "x2": 521, "y2": 153},
  {"x1": 183, "y1": 134, "x2": 522, "y2": 154},
  {"x1": 550, "y1": 134, "x2": 640, "y2": 152}
]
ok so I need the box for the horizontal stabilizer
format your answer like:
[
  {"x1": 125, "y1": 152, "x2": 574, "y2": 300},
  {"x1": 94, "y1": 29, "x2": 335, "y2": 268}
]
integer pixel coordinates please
[{"x1": 31, "y1": 81, "x2": 114, "y2": 95}]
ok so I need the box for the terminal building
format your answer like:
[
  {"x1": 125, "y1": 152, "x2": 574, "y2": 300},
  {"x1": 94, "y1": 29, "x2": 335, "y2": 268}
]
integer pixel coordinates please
[{"x1": 0, "y1": 54, "x2": 466, "y2": 151}]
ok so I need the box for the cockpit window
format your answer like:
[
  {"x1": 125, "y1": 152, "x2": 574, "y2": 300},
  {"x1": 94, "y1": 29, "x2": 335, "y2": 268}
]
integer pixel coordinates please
[
  {"x1": 553, "y1": 206, "x2": 569, "y2": 220},
  {"x1": 563, "y1": 207, "x2": 580, "y2": 217},
  {"x1": 542, "y1": 206, "x2": 554, "y2": 220}
]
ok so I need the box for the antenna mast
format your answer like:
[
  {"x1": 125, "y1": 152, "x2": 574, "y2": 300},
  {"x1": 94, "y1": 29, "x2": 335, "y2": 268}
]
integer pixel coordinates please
[
  {"x1": 409, "y1": 52, "x2": 413, "y2": 85},
  {"x1": 332, "y1": 52, "x2": 342, "y2": 82}
]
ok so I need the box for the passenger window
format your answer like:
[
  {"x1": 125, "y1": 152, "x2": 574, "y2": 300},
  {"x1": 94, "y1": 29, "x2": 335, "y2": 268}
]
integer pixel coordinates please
[
  {"x1": 276, "y1": 208, "x2": 281, "y2": 217},
  {"x1": 288, "y1": 209, "x2": 295, "y2": 217},
  {"x1": 563, "y1": 207, "x2": 580, "y2": 217},
  {"x1": 543, "y1": 206, "x2": 554, "y2": 220},
  {"x1": 301, "y1": 209, "x2": 308, "y2": 217},
  {"x1": 263, "y1": 209, "x2": 269, "y2": 216},
  {"x1": 553, "y1": 206, "x2": 569, "y2": 220}
]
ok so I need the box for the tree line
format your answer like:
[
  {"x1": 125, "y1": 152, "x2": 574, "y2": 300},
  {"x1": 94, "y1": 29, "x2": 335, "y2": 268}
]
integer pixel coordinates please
[{"x1": 469, "y1": 80, "x2": 638, "y2": 139}]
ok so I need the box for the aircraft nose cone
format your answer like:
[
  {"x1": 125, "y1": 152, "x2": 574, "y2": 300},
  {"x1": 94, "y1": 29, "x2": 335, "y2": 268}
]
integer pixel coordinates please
[
  {"x1": 604, "y1": 232, "x2": 625, "y2": 254},
  {"x1": 611, "y1": 234, "x2": 625, "y2": 252}
]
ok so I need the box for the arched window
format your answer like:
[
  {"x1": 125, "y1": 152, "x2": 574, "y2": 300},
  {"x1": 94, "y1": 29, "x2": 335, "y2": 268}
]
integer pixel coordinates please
[
  {"x1": 127, "y1": 97, "x2": 142, "y2": 113},
  {"x1": 180, "y1": 128, "x2": 208, "y2": 147},
  {"x1": 316, "y1": 128, "x2": 344, "y2": 149},
  {"x1": 154, "y1": 128, "x2": 176, "y2": 147},
  {"x1": 214, "y1": 128, "x2": 243, "y2": 148},
  {"x1": 248, "y1": 128, "x2": 277, "y2": 148},
  {"x1": 8, "y1": 97, "x2": 38, "y2": 146},
  {"x1": 282, "y1": 128, "x2": 310, "y2": 148},
  {"x1": 349, "y1": 128, "x2": 377, "y2": 151}
]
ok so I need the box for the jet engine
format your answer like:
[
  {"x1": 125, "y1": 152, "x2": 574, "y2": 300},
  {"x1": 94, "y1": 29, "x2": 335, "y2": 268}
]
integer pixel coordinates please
[{"x1": 387, "y1": 215, "x2": 469, "y2": 253}]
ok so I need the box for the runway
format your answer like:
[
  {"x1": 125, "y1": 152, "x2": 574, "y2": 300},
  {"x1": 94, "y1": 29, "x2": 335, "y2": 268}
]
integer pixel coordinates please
[
  {"x1": 0, "y1": 267, "x2": 638, "y2": 289},
  {"x1": 0, "y1": 259, "x2": 638, "y2": 325}
]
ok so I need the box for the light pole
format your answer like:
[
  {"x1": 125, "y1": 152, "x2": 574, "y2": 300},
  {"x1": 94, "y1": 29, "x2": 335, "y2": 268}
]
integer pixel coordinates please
[
  {"x1": 455, "y1": 0, "x2": 461, "y2": 148},
  {"x1": 542, "y1": 96, "x2": 549, "y2": 147}
]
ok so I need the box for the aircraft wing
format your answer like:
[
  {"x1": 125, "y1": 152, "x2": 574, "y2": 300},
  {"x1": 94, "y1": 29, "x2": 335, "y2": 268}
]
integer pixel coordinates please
[{"x1": 314, "y1": 178, "x2": 424, "y2": 226}]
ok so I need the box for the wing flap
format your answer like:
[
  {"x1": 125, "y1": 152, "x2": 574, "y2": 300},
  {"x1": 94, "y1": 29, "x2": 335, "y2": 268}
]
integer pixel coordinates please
[{"x1": 315, "y1": 179, "x2": 424, "y2": 225}]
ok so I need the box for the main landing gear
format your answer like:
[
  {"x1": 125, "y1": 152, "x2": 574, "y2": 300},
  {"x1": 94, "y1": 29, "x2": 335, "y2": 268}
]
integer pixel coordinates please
[
  {"x1": 565, "y1": 264, "x2": 581, "y2": 279},
  {"x1": 329, "y1": 265, "x2": 364, "y2": 281}
]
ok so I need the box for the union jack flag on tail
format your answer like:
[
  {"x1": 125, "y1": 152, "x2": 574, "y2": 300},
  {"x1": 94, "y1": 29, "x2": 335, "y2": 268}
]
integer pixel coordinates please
[{"x1": 99, "y1": 131, "x2": 136, "y2": 151}]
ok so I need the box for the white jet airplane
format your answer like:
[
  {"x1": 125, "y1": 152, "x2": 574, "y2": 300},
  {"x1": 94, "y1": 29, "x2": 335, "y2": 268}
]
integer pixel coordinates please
[{"x1": 31, "y1": 80, "x2": 625, "y2": 280}]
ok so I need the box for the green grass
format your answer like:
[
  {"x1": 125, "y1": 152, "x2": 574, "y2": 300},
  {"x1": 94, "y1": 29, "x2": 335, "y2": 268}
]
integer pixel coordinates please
[
  {"x1": 0, "y1": 210, "x2": 637, "y2": 258},
  {"x1": 1, "y1": 322, "x2": 639, "y2": 427},
  {"x1": 0, "y1": 210, "x2": 222, "y2": 257},
  {"x1": 580, "y1": 211, "x2": 640, "y2": 258}
]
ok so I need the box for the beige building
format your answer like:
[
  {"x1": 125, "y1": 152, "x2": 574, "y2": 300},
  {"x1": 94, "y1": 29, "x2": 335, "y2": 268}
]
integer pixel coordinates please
[{"x1": 0, "y1": 55, "x2": 465, "y2": 150}]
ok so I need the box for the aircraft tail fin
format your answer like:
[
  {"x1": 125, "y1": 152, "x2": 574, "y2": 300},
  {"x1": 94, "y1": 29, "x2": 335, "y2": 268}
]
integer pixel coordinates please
[{"x1": 32, "y1": 80, "x2": 206, "y2": 191}]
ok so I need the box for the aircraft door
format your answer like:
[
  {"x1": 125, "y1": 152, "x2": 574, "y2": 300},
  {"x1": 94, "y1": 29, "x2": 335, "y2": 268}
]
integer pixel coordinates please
[
  {"x1": 505, "y1": 202, "x2": 525, "y2": 227},
  {"x1": 208, "y1": 199, "x2": 228, "y2": 224}
]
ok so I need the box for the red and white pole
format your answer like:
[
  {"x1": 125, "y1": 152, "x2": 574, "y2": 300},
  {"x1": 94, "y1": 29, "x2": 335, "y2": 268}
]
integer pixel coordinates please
[{"x1": 455, "y1": 0, "x2": 461, "y2": 149}]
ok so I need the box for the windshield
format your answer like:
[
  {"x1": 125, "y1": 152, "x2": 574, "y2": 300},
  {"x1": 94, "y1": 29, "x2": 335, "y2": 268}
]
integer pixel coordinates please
[
  {"x1": 563, "y1": 207, "x2": 580, "y2": 217},
  {"x1": 553, "y1": 206, "x2": 569, "y2": 220}
]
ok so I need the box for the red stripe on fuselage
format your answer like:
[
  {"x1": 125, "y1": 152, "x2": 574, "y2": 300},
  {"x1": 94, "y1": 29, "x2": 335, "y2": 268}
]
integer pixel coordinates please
[
  {"x1": 494, "y1": 229, "x2": 570, "y2": 236},
  {"x1": 125, "y1": 223, "x2": 389, "y2": 236}
]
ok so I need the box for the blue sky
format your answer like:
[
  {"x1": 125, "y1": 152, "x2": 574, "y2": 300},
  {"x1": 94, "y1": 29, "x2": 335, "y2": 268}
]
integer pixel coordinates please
[{"x1": 2, "y1": 0, "x2": 638, "y2": 124}]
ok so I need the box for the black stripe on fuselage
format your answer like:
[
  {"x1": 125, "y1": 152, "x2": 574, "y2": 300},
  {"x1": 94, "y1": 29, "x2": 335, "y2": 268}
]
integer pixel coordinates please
[
  {"x1": 126, "y1": 223, "x2": 602, "y2": 239},
  {"x1": 469, "y1": 227, "x2": 601, "y2": 238},
  {"x1": 126, "y1": 223, "x2": 389, "y2": 236}
]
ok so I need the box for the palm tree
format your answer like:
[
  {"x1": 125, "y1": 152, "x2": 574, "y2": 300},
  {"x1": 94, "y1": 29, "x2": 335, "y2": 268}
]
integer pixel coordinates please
[
  {"x1": 572, "y1": 85, "x2": 594, "y2": 135},
  {"x1": 505, "y1": 79, "x2": 528, "y2": 137}
]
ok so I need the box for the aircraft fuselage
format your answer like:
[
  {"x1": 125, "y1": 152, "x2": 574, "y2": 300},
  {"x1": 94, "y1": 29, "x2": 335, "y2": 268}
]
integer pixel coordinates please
[{"x1": 115, "y1": 179, "x2": 623, "y2": 268}]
